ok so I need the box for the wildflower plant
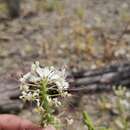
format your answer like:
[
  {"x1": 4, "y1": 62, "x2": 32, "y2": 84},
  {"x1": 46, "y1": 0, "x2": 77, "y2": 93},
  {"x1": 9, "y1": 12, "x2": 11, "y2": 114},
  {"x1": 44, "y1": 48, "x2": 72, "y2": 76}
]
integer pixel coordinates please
[
  {"x1": 19, "y1": 61, "x2": 70, "y2": 128},
  {"x1": 113, "y1": 86, "x2": 130, "y2": 130}
]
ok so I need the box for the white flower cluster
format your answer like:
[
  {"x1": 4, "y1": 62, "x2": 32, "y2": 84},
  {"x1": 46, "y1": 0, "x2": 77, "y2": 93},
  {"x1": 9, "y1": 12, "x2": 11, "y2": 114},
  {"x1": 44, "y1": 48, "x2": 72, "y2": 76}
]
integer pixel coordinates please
[
  {"x1": 20, "y1": 61, "x2": 69, "y2": 90},
  {"x1": 19, "y1": 62, "x2": 70, "y2": 112}
]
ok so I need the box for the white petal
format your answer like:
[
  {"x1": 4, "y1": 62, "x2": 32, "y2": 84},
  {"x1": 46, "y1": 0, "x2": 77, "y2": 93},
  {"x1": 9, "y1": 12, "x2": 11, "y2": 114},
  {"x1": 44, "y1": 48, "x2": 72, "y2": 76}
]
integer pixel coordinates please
[
  {"x1": 20, "y1": 72, "x2": 31, "y2": 82},
  {"x1": 36, "y1": 67, "x2": 45, "y2": 78}
]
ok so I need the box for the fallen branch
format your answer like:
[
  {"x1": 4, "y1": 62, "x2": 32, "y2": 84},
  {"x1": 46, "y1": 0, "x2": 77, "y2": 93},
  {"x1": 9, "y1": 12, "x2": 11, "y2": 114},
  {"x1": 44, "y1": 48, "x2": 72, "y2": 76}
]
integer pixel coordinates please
[{"x1": 69, "y1": 61, "x2": 130, "y2": 93}]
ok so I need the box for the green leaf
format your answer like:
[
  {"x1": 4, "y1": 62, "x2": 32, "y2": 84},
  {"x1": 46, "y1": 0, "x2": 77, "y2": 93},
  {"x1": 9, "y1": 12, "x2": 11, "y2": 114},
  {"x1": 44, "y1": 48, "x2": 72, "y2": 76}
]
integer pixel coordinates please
[{"x1": 82, "y1": 111, "x2": 96, "y2": 130}]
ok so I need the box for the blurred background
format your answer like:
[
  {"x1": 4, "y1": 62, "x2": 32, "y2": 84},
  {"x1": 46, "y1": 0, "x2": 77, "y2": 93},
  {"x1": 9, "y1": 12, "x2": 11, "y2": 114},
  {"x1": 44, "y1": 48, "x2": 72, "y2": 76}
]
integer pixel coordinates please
[{"x1": 0, "y1": 0, "x2": 130, "y2": 130}]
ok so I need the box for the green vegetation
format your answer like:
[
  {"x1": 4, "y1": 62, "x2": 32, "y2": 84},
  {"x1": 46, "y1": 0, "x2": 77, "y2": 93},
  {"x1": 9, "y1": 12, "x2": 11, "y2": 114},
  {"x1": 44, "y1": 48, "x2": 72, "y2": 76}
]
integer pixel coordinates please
[{"x1": 37, "y1": 0, "x2": 64, "y2": 13}]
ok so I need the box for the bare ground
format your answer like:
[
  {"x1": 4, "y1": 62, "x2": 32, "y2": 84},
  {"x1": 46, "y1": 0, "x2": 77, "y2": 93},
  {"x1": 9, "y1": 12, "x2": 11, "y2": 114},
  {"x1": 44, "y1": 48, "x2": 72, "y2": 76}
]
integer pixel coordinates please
[{"x1": 0, "y1": 0, "x2": 130, "y2": 129}]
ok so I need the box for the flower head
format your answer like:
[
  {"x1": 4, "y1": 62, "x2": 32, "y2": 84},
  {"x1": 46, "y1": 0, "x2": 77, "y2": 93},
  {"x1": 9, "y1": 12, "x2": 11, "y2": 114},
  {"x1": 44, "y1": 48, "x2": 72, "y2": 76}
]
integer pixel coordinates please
[{"x1": 20, "y1": 62, "x2": 69, "y2": 92}]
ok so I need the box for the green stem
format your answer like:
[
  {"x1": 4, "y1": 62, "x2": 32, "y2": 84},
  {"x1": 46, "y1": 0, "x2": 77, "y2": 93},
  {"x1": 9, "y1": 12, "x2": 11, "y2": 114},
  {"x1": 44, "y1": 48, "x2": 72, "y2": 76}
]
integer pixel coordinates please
[
  {"x1": 40, "y1": 79, "x2": 55, "y2": 127},
  {"x1": 40, "y1": 79, "x2": 49, "y2": 126}
]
